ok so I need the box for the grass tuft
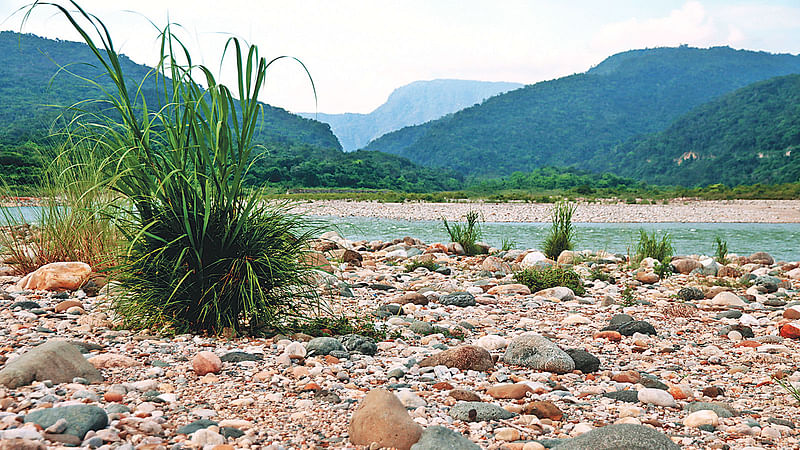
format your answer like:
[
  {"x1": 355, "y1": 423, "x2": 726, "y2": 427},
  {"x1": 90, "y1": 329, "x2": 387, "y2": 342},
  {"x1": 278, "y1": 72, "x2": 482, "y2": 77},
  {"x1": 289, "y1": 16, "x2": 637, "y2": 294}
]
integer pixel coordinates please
[
  {"x1": 442, "y1": 210, "x2": 483, "y2": 256},
  {"x1": 513, "y1": 266, "x2": 585, "y2": 296},
  {"x1": 543, "y1": 201, "x2": 576, "y2": 260},
  {"x1": 634, "y1": 229, "x2": 674, "y2": 263}
]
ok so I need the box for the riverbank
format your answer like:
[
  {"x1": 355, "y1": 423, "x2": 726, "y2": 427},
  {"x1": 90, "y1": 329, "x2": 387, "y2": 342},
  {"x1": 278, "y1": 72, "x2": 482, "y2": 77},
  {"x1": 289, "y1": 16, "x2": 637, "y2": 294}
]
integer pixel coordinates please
[{"x1": 295, "y1": 199, "x2": 800, "y2": 223}]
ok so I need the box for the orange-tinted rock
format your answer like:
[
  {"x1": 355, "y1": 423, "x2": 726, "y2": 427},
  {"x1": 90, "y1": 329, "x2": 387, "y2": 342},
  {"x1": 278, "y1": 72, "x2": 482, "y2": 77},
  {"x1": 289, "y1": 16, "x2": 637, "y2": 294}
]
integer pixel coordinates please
[
  {"x1": 432, "y1": 382, "x2": 454, "y2": 391},
  {"x1": 594, "y1": 331, "x2": 622, "y2": 341},
  {"x1": 54, "y1": 300, "x2": 83, "y2": 313},
  {"x1": 349, "y1": 389, "x2": 422, "y2": 450},
  {"x1": 192, "y1": 351, "x2": 222, "y2": 375},
  {"x1": 448, "y1": 389, "x2": 482, "y2": 402},
  {"x1": 396, "y1": 292, "x2": 429, "y2": 305},
  {"x1": 87, "y1": 353, "x2": 140, "y2": 369},
  {"x1": 780, "y1": 323, "x2": 800, "y2": 339},
  {"x1": 486, "y1": 284, "x2": 531, "y2": 296},
  {"x1": 612, "y1": 370, "x2": 641, "y2": 384},
  {"x1": 103, "y1": 391, "x2": 123, "y2": 402},
  {"x1": 783, "y1": 307, "x2": 800, "y2": 320},
  {"x1": 341, "y1": 249, "x2": 362, "y2": 266},
  {"x1": 668, "y1": 385, "x2": 689, "y2": 400},
  {"x1": 425, "y1": 243, "x2": 448, "y2": 254},
  {"x1": 735, "y1": 340, "x2": 761, "y2": 348},
  {"x1": 718, "y1": 266, "x2": 742, "y2": 278},
  {"x1": 419, "y1": 345, "x2": 494, "y2": 371},
  {"x1": 16, "y1": 262, "x2": 92, "y2": 291},
  {"x1": 702, "y1": 386, "x2": 724, "y2": 398},
  {"x1": 671, "y1": 259, "x2": 702, "y2": 275},
  {"x1": 523, "y1": 400, "x2": 563, "y2": 420},
  {"x1": 635, "y1": 271, "x2": 659, "y2": 284},
  {"x1": 486, "y1": 383, "x2": 532, "y2": 400},
  {"x1": 482, "y1": 256, "x2": 511, "y2": 273},
  {"x1": 303, "y1": 251, "x2": 333, "y2": 273}
]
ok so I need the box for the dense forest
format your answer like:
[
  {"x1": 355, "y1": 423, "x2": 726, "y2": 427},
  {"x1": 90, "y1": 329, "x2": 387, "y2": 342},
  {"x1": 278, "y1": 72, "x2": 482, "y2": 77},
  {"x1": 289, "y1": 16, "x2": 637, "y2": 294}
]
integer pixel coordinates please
[
  {"x1": 364, "y1": 46, "x2": 800, "y2": 178},
  {"x1": 601, "y1": 74, "x2": 800, "y2": 186}
]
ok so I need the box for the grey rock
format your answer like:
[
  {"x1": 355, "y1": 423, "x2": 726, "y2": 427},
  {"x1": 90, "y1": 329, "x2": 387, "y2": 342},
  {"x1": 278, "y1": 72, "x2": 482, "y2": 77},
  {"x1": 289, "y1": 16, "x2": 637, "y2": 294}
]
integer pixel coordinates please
[
  {"x1": 306, "y1": 337, "x2": 347, "y2": 356},
  {"x1": 715, "y1": 310, "x2": 742, "y2": 320},
  {"x1": 718, "y1": 325, "x2": 754, "y2": 339},
  {"x1": 754, "y1": 275, "x2": 780, "y2": 293},
  {"x1": 551, "y1": 423, "x2": 679, "y2": 449},
  {"x1": 105, "y1": 404, "x2": 130, "y2": 415},
  {"x1": 411, "y1": 425, "x2": 480, "y2": 449},
  {"x1": 609, "y1": 314, "x2": 634, "y2": 327},
  {"x1": 439, "y1": 292, "x2": 476, "y2": 307},
  {"x1": 449, "y1": 402, "x2": 516, "y2": 421},
  {"x1": 314, "y1": 389, "x2": 341, "y2": 403},
  {"x1": 10, "y1": 301, "x2": 40, "y2": 310},
  {"x1": 176, "y1": 419, "x2": 218, "y2": 435},
  {"x1": 677, "y1": 287, "x2": 704, "y2": 301},
  {"x1": 435, "y1": 267, "x2": 451, "y2": 276},
  {"x1": 387, "y1": 368, "x2": 406, "y2": 379},
  {"x1": 686, "y1": 402, "x2": 739, "y2": 418},
  {"x1": 221, "y1": 426, "x2": 245, "y2": 438},
  {"x1": 502, "y1": 334, "x2": 575, "y2": 373},
  {"x1": 603, "y1": 390, "x2": 640, "y2": 403},
  {"x1": 640, "y1": 374, "x2": 668, "y2": 390},
  {"x1": 617, "y1": 320, "x2": 656, "y2": 336},
  {"x1": 377, "y1": 304, "x2": 403, "y2": 315},
  {"x1": 220, "y1": 352, "x2": 263, "y2": 363},
  {"x1": 565, "y1": 348, "x2": 600, "y2": 373},
  {"x1": 0, "y1": 341, "x2": 102, "y2": 388},
  {"x1": 338, "y1": 334, "x2": 377, "y2": 355},
  {"x1": 25, "y1": 405, "x2": 108, "y2": 439},
  {"x1": 410, "y1": 321, "x2": 435, "y2": 335}
]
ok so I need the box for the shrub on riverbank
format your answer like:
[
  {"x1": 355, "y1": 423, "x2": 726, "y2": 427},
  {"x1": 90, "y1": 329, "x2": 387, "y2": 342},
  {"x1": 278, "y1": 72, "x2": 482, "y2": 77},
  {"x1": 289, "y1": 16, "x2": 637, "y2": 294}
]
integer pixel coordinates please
[
  {"x1": 442, "y1": 210, "x2": 483, "y2": 256},
  {"x1": 513, "y1": 266, "x2": 585, "y2": 296},
  {"x1": 543, "y1": 201, "x2": 576, "y2": 259},
  {"x1": 634, "y1": 230, "x2": 674, "y2": 263}
]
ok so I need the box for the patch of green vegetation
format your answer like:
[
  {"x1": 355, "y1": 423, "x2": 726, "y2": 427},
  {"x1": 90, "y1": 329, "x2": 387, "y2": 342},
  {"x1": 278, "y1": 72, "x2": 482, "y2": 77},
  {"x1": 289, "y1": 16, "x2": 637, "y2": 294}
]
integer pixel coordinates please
[
  {"x1": 281, "y1": 315, "x2": 387, "y2": 341},
  {"x1": 543, "y1": 201, "x2": 576, "y2": 260},
  {"x1": 773, "y1": 375, "x2": 800, "y2": 405},
  {"x1": 654, "y1": 259, "x2": 674, "y2": 280},
  {"x1": 589, "y1": 267, "x2": 611, "y2": 282},
  {"x1": 442, "y1": 210, "x2": 483, "y2": 256},
  {"x1": 500, "y1": 237, "x2": 516, "y2": 252},
  {"x1": 714, "y1": 236, "x2": 729, "y2": 265},
  {"x1": 620, "y1": 285, "x2": 636, "y2": 307},
  {"x1": 513, "y1": 266, "x2": 585, "y2": 296},
  {"x1": 635, "y1": 229, "x2": 674, "y2": 263},
  {"x1": 404, "y1": 259, "x2": 440, "y2": 272}
]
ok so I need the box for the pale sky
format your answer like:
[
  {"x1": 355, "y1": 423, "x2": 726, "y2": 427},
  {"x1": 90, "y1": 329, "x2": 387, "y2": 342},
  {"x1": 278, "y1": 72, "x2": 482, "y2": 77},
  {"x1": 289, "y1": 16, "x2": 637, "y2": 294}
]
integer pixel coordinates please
[{"x1": 2, "y1": 1, "x2": 799, "y2": 114}]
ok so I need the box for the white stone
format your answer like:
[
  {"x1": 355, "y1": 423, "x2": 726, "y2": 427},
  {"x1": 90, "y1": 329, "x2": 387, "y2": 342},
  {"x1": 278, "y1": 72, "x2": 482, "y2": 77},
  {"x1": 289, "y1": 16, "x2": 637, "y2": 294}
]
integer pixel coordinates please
[
  {"x1": 284, "y1": 342, "x2": 307, "y2": 358},
  {"x1": 570, "y1": 422, "x2": 593, "y2": 436},
  {"x1": 396, "y1": 389, "x2": 427, "y2": 408},
  {"x1": 684, "y1": 410, "x2": 719, "y2": 427},
  {"x1": 711, "y1": 292, "x2": 746, "y2": 307},
  {"x1": 637, "y1": 388, "x2": 677, "y2": 407},
  {"x1": 520, "y1": 251, "x2": 548, "y2": 268},
  {"x1": 190, "y1": 428, "x2": 225, "y2": 446},
  {"x1": 562, "y1": 314, "x2": 591, "y2": 325},
  {"x1": 475, "y1": 334, "x2": 508, "y2": 351}
]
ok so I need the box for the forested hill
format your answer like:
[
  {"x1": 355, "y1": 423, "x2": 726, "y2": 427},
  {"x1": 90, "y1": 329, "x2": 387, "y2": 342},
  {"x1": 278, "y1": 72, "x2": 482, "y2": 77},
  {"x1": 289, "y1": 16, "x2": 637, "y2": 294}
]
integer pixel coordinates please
[
  {"x1": 300, "y1": 79, "x2": 522, "y2": 151},
  {"x1": 0, "y1": 31, "x2": 340, "y2": 149},
  {"x1": 600, "y1": 74, "x2": 800, "y2": 186},
  {"x1": 364, "y1": 46, "x2": 800, "y2": 177}
]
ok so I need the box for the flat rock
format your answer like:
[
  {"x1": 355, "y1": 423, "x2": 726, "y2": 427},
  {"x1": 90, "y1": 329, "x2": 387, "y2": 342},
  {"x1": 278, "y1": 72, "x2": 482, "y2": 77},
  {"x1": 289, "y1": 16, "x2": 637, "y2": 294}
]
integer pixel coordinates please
[
  {"x1": 711, "y1": 291, "x2": 747, "y2": 307},
  {"x1": 502, "y1": 333, "x2": 575, "y2": 373},
  {"x1": 0, "y1": 340, "x2": 102, "y2": 388},
  {"x1": 524, "y1": 400, "x2": 564, "y2": 420},
  {"x1": 685, "y1": 401, "x2": 738, "y2": 418},
  {"x1": 449, "y1": 401, "x2": 516, "y2": 421},
  {"x1": 603, "y1": 390, "x2": 640, "y2": 403},
  {"x1": 25, "y1": 405, "x2": 108, "y2": 439},
  {"x1": 176, "y1": 419, "x2": 218, "y2": 435},
  {"x1": 486, "y1": 383, "x2": 532, "y2": 399},
  {"x1": 486, "y1": 284, "x2": 531, "y2": 296},
  {"x1": 551, "y1": 423, "x2": 679, "y2": 449},
  {"x1": 638, "y1": 388, "x2": 677, "y2": 407},
  {"x1": 410, "y1": 425, "x2": 480, "y2": 450},
  {"x1": 16, "y1": 262, "x2": 91, "y2": 291},
  {"x1": 87, "y1": 353, "x2": 140, "y2": 369},
  {"x1": 439, "y1": 292, "x2": 476, "y2": 307},
  {"x1": 306, "y1": 337, "x2": 347, "y2": 356},
  {"x1": 219, "y1": 351, "x2": 263, "y2": 363},
  {"x1": 419, "y1": 345, "x2": 494, "y2": 371},
  {"x1": 349, "y1": 389, "x2": 422, "y2": 450}
]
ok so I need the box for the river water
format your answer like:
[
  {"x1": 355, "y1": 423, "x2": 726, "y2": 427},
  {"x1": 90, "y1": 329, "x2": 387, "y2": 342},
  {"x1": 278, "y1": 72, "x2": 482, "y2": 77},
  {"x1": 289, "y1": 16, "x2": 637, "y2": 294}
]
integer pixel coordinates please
[
  {"x1": 4, "y1": 207, "x2": 798, "y2": 261},
  {"x1": 314, "y1": 216, "x2": 800, "y2": 262}
]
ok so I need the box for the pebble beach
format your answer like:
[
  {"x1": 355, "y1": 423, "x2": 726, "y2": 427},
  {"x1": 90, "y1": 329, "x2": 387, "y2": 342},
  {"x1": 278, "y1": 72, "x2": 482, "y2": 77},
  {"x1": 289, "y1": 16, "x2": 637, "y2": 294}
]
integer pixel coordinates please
[
  {"x1": 0, "y1": 226, "x2": 799, "y2": 449},
  {"x1": 296, "y1": 199, "x2": 800, "y2": 223}
]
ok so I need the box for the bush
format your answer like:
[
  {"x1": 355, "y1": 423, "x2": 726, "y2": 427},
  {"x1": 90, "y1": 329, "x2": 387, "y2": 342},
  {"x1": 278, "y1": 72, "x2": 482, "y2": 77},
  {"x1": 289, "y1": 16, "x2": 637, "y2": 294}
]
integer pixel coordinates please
[
  {"x1": 442, "y1": 210, "x2": 483, "y2": 256},
  {"x1": 30, "y1": 2, "x2": 326, "y2": 334},
  {"x1": 634, "y1": 229, "x2": 674, "y2": 263},
  {"x1": 714, "y1": 236, "x2": 729, "y2": 265},
  {"x1": 513, "y1": 266, "x2": 585, "y2": 296},
  {"x1": 543, "y1": 201, "x2": 576, "y2": 260}
]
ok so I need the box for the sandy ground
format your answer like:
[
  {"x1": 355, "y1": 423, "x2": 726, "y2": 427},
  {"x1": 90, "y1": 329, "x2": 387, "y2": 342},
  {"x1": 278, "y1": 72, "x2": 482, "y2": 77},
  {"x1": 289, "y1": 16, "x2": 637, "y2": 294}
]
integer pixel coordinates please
[{"x1": 295, "y1": 199, "x2": 800, "y2": 223}]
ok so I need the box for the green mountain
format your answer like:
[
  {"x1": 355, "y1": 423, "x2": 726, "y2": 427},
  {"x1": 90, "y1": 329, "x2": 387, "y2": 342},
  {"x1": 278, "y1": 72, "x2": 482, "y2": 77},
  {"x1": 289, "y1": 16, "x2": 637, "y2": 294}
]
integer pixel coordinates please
[
  {"x1": 0, "y1": 31, "x2": 340, "y2": 149},
  {"x1": 301, "y1": 79, "x2": 522, "y2": 151},
  {"x1": 364, "y1": 46, "x2": 800, "y2": 178},
  {"x1": 602, "y1": 74, "x2": 800, "y2": 186}
]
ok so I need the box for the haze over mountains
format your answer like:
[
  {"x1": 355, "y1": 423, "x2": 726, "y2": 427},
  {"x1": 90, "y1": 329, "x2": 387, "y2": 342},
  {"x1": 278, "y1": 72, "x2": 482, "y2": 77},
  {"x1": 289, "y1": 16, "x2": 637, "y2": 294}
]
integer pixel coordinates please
[
  {"x1": 365, "y1": 46, "x2": 800, "y2": 184},
  {"x1": 300, "y1": 79, "x2": 522, "y2": 151}
]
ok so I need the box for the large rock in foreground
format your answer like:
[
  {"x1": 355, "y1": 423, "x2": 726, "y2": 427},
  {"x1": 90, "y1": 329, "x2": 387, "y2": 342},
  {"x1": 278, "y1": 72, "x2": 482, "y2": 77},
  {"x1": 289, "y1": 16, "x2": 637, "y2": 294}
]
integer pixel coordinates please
[
  {"x1": 552, "y1": 423, "x2": 679, "y2": 449},
  {"x1": 25, "y1": 405, "x2": 108, "y2": 439},
  {"x1": 349, "y1": 389, "x2": 422, "y2": 450},
  {"x1": 502, "y1": 333, "x2": 575, "y2": 373},
  {"x1": 0, "y1": 341, "x2": 102, "y2": 388},
  {"x1": 15, "y1": 262, "x2": 91, "y2": 291}
]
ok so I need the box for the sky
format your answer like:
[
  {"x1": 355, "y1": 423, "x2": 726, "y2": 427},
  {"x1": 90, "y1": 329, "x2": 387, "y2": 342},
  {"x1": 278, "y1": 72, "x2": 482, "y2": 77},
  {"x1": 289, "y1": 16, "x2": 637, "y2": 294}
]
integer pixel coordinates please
[{"x1": 1, "y1": 0, "x2": 799, "y2": 114}]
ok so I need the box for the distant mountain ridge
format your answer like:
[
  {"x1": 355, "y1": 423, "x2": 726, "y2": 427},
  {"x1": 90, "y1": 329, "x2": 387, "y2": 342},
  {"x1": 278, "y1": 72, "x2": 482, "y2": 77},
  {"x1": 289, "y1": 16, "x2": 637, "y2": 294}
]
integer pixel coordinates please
[
  {"x1": 301, "y1": 79, "x2": 522, "y2": 151},
  {"x1": 364, "y1": 46, "x2": 800, "y2": 179}
]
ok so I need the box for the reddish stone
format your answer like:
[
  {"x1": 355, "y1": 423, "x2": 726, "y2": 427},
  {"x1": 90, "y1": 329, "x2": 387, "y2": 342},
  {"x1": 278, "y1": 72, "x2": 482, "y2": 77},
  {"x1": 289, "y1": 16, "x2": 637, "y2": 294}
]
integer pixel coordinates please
[
  {"x1": 486, "y1": 383, "x2": 532, "y2": 400},
  {"x1": 783, "y1": 308, "x2": 800, "y2": 320},
  {"x1": 103, "y1": 391, "x2": 123, "y2": 402},
  {"x1": 702, "y1": 386, "x2": 724, "y2": 398},
  {"x1": 668, "y1": 385, "x2": 689, "y2": 400},
  {"x1": 301, "y1": 382, "x2": 321, "y2": 392},
  {"x1": 612, "y1": 370, "x2": 641, "y2": 384},
  {"x1": 432, "y1": 382, "x2": 454, "y2": 391},
  {"x1": 523, "y1": 401, "x2": 563, "y2": 421},
  {"x1": 735, "y1": 340, "x2": 761, "y2": 348},
  {"x1": 192, "y1": 351, "x2": 222, "y2": 375},
  {"x1": 424, "y1": 243, "x2": 448, "y2": 254},
  {"x1": 780, "y1": 323, "x2": 800, "y2": 339},
  {"x1": 594, "y1": 331, "x2": 622, "y2": 341},
  {"x1": 448, "y1": 389, "x2": 481, "y2": 402}
]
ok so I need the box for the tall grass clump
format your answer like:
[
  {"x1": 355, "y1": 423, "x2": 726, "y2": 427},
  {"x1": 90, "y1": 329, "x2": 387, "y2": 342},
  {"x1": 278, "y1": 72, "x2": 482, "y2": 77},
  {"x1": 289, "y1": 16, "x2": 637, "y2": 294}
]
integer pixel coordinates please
[
  {"x1": 714, "y1": 236, "x2": 729, "y2": 265},
  {"x1": 634, "y1": 229, "x2": 674, "y2": 263},
  {"x1": 543, "y1": 201, "x2": 576, "y2": 260},
  {"x1": 0, "y1": 141, "x2": 122, "y2": 274},
  {"x1": 24, "y1": 1, "x2": 323, "y2": 334},
  {"x1": 442, "y1": 210, "x2": 483, "y2": 255}
]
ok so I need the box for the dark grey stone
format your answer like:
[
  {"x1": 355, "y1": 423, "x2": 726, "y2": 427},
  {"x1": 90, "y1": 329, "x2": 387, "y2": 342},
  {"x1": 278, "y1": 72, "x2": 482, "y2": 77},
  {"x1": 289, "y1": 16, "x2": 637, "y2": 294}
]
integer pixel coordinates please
[
  {"x1": 411, "y1": 425, "x2": 480, "y2": 450},
  {"x1": 677, "y1": 287, "x2": 704, "y2": 301},
  {"x1": 449, "y1": 402, "x2": 516, "y2": 421},
  {"x1": 10, "y1": 301, "x2": 40, "y2": 310},
  {"x1": 565, "y1": 348, "x2": 600, "y2": 373},
  {"x1": 220, "y1": 352, "x2": 263, "y2": 363},
  {"x1": 718, "y1": 325, "x2": 754, "y2": 339},
  {"x1": 176, "y1": 419, "x2": 218, "y2": 435},
  {"x1": 25, "y1": 405, "x2": 108, "y2": 439},
  {"x1": 306, "y1": 337, "x2": 347, "y2": 356},
  {"x1": 640, "y1": 374, "x2": 669, "y2": 390},
  {"x1": 603, "y1": 390, "x2": 640, "y2": 403},
  {"x1": 617, "y1": 320, "x2": 656, "y2": 336},
  {"x1": 686, "y1": 402, "x2": 739, "y2": 418},
  {"x1": 221, "y1": 427, "x2": 244, "y2": 438},
  {"x1": 410, "y1": 320, "x2": 435, "y2": 335},
  {"x1": 439, "y1": 292, "x2": 476, "y2": 307},
  {"x1": 715, "y1": 310, "x2": 742, "y2": 320},
  {"x1": 609, "y1": 314, "x2": 634, "y2": 327},
  {"x1": 338, "y1": 334, "x2": 377, "y2": 355},
  {"x1": 754, "y1": 275, "x2": 780, "y2": 293},
  {"x1": 551, "y1": 423, "x2": 679, "y2": 449}
]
